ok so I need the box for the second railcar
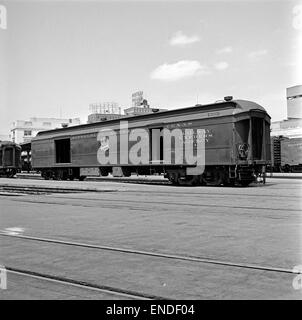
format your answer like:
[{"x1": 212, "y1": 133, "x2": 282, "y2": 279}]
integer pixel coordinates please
[
  {"x1": 31, "y1": 98, "x2": 271, "y2": 186},
  {"x1": 270, "y1": 136, "x2": 302, "y2": 172},
  {"x1": 0, "y1": 141, "x2": 22, "y2": 177}
]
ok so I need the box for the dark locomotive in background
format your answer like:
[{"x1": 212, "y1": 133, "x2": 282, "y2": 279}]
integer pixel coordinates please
[
  {"x1": 1, "y1": 98, "x2": 301, "y2": 184},
  {"x1": 0, "y1": 141, "x2": 22, "y2": 177},
  {"x1": 269, "y1": 136, "x2": 302, "y2": 173}
]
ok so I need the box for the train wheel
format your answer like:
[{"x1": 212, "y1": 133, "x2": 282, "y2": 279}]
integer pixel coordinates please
[
  {"x1": 167, "y1": 173, "x2": 179, "y2": 185},
  {"x1": 6, "y1": 169, "x2": 16, "y2": 178},
  {"x1": 122, "y1": 168, "x2": 131, "y2": 177},
  {"x1": 224, "y1": 179, "x2": 235, "y2": 187},
  {"x1": 42, "y1": 171, "x2": 51, "y2": 180},
  {"x1": 61, "y1": 171, "x2": 68, "y2": 181},
  {"x1": 239, "y1": 180, "x2": 253, "y2": 187},
  {"x1": 202, "y1": 170, "x2": 223, "y2": 186},
  {"x1": 177, "y1": 175, "x2": 200, "y2": 186},
  {"x1": 100, "y1": 168, "x2": 109, "y2": 177}
]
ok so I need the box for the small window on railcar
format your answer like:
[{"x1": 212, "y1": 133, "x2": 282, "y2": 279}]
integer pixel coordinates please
[
  {"x1": 235, "y1": 119, "x2": 250, "y2": 143},
  {"x1": 55, "y1": 139, "x2": 71, "y2": 163}
]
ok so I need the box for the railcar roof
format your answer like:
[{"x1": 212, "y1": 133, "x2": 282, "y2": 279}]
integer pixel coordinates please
[
  {"x1": 35, "y1": 99, "x2": 269, "y2": 138},
  {"x1": 0, "y1": 140, "x2": 20, "y2": 147}
]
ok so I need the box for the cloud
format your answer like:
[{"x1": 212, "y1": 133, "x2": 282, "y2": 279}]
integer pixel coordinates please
[
  {"x1": 169, "y1": 31, "x2": 200, "y2": 47},
  {"x1": 248, "y1": 49, "x2": 268, "y2": 59},
  {"x1": 216, "y1": 46, "x2": 233, "y2": 54},
  {"x1": 150, "y1": 60, "x2": 208, "y2": 81},
  {"x1": 292, "y1": 5, "x2": 302, "y2": 30},
  {"x1": 214, "y1": 61, "x2": 229, "y2": 70}
]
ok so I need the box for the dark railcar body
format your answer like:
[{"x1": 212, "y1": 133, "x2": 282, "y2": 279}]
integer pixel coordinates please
[
  {"x1": 0, "y1": 141, "x2": 22, "y2": 177},
  {"x1": 32, "y1": 99, "x2": 271, "y2": 186}
]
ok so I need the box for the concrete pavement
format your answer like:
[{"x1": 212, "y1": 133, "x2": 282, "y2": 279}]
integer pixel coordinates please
[{"x1": 0, "y1": 178, "x2": 301, "y2": 299}]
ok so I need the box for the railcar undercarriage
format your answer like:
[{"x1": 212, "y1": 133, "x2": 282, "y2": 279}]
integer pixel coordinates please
[
  {"x1": 0, "y1": 168, "x2": 18, "y2": 178},
  {"x1": 166, "y1": 165, "x2": 266, "y2": 186},
  {"x1": 39, "y1": 164, "x2": 266, "y2": 187}
]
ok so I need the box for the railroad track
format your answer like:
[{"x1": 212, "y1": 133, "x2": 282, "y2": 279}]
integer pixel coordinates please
[
  {"x1": 4, "y1": 193, "x2": 299, "y2": 213},
  {"x1": 5, "y1": 266, "x2": 166, "y2": 300},
  {"x1": 0, "y1": 182, "x2": 298, "y2": 200},
  {"x1": 2, "y1": 232, "x2": 298, "y2": 300},
  {"x1": 0, "y1": 185, "x2": 116, "y2": 195},
  {"x1": 0, "y1": 232, "x2": 298, "y2": 275},
  {"x1": 16, "y1": 174, "x2": 171, "y2": 185},
  {"x1": 13, "y1": 174, "x2": 302, "y2": 191}
]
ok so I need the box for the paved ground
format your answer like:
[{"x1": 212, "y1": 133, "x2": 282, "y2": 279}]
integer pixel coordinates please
[{"x1": 0, "y1": 177, "x2": 301, "y2": 299}]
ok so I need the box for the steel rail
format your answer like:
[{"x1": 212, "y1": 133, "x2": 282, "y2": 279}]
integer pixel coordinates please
[
  {"x1": 0, "y1": 232, "x2": 299, "y2": 275},
  {"x1": 5, "y1": 267, "x2": 167, "y2": 300},
  {"x1": 5, "y1": 196, "x2": 300, "y2": 213}
]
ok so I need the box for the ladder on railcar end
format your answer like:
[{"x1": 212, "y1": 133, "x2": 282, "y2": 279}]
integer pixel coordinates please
[{"x1": 229, "y1": 165, "x2": 237, "y2": 179}]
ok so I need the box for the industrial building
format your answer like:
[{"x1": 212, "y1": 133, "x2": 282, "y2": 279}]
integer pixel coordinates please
[
  {"x1": 87, "y1": 94, "x2": 168, "y2": 123},
  {"x1": 286, "y1": 85, "x2": 302, "y2": 119},
  {"x1": 124, "y1": 91, "x2": 167, "y2": 116},
  {"x1": 87, "y1": 102, "x2": 123, "y2": 124},
  {"x1": 10, "y1": 117, "x2": 81, "y2": 144},
  {"x1": 271, "y1": 85, "x2": 302, "y2": 138}
]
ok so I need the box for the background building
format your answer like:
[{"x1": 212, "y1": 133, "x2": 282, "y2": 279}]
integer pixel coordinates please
[
  {"x1": 87, "y1": 95, "x2": 168, "y2": 122},
  {"x1": 11, "y1": 117, "x2": 81, "y2": 143},
  {"x1": 287, "y1": 85, "x2": 302, "y2": 119},
  {"x1": 271, "y1": 85, "x2": 302, "y2": 138},
  {"x1": 124, "y1": 91, "x2": 167, "y2": 116},
  {"x1": 124, "y1": 104, "x2": 167, "y2": 116},
  {"x1": 0, "y1": 134, "x2": 10, "y2": 141},
  {"x1": 87, "y1": 102, "x2": 123, "y2": 123}
]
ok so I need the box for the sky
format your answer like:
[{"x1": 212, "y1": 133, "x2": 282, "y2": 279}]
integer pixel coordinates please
[{"x1": 0, "y1": 0, "x2": 301, "y2": 135}]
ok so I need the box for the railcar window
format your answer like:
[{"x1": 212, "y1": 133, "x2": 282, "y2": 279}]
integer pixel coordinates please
[
  {"x1": 0, "y1": 149, "x2": 2, "y2": 166},
  {"x1": 55, "y1": 139, "x2": 71, "y2": 163},
  {"x1": 235, "y1": 119, "x2": 250, "y2": 143}
]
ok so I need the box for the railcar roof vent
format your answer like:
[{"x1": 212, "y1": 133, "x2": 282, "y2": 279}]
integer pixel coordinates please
[{"x1": 224, "y1": 96, "x2": 233, "y2": 101}]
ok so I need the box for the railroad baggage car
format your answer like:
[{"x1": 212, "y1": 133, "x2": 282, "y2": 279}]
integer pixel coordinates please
[
  {"x1": 0, "y1": 141, "x2": 22, "y2": 177},
  {"x1": 31, "y1": 98, "x2": 271, "y2": 186}
]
